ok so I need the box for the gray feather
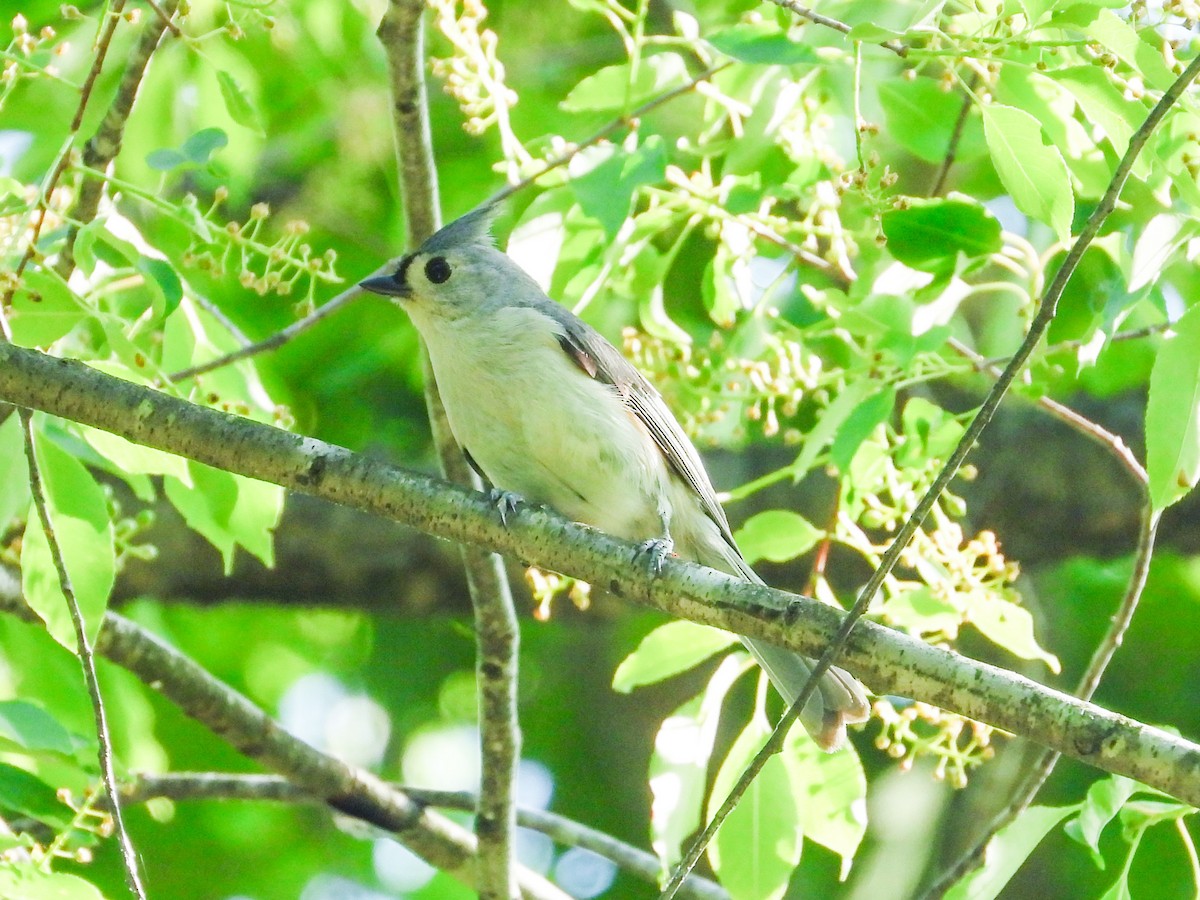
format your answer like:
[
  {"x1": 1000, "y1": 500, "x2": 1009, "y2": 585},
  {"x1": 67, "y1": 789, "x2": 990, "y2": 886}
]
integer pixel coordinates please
[{"x1": 419, "y1": 203, "x2": 502, "y2": 255}]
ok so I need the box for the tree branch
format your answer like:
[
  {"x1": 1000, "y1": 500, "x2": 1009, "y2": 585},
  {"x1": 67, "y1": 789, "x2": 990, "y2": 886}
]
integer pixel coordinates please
[
  {"x1": 0, "y1": 344, "x2": 1197, "y2": 805},
  {"x1": 20, "y1": 411, "x2": 145, "y2": 898},
  {"x1": 115, "y1": 773, "x2": 730, "y2": 900},
  {"x1": 378, "y1": 3, "x2": 521, "y2": 897}
]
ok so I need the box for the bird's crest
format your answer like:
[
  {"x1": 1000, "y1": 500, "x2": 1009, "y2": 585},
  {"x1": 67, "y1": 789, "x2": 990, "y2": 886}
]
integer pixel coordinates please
[{"x1": 419, "y1": 203, "x2": 501, "y2": 255}]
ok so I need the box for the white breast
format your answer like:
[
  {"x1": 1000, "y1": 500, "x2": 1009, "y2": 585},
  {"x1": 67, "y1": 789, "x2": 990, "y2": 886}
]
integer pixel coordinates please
[{"x1": 417, "y1": 305, "x2": 671, "y2": 542}]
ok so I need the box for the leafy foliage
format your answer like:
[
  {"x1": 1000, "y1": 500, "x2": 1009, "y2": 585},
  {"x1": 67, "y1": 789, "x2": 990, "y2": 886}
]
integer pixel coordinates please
[{"x1": 0, "y1": 0, "x2": 1197, "y2": 898}]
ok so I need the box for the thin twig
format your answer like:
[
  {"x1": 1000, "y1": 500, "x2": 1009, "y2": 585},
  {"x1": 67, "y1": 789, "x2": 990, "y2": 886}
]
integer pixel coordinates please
[
  {"x1": 71, "y1": 1, "x2": 129, "y2": 132},
  {"x1": 659, "y1": 47, "x2": 1200, "y2": 900},
  {"x1": 930, "y1": 73, "x2": 979, "y2": 196},
  {"x1": 116, "y1": 773, "x2": 730, "y2": 900},
  {"x1": 379, "y1": 3, "x2": 520, "y2": 898},
  {"x1": 20, "y1": 412, "x2": 146, "y2": 899},
  {"x1": 920, "y1": 505, "x2": 1160, "y2": 899},
  {"x1": 58, "y1": 0, "x2": 182, "y2": 278},
  {"x1": 948, "y1": 336, "x2": 1147, "y2": 483},
  {"x1": 767, "y1": 0, "x2": 908, "y2": 56},
  {"x1": 487, "y1": 62, "x2": 732, "y2": 206}
]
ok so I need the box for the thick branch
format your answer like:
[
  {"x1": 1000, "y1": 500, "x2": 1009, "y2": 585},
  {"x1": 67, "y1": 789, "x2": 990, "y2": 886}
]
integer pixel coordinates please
[
  {"x1": 0, "y1": 344, "x2": 1198, "y2": 804},
  {"x1": 378, "y1": 2, "x2": 521, "y2": 897}
]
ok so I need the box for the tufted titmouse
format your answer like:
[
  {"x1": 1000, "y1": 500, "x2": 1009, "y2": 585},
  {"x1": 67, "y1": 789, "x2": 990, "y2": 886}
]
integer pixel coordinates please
[{"x1": 361, "y1": 205, "x2": 869, "y2": 750}]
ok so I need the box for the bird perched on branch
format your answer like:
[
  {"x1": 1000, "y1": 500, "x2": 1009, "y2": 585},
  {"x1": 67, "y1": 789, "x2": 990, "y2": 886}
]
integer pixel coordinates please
[{"x1": 360, "y1": 204, "x2": 869, "y2": 750}]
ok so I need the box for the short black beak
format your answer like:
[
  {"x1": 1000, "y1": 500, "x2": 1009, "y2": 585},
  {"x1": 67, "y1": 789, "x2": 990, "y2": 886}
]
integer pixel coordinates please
[{"x1": 359, "y1": 274, "x2": 410, "y2": 298}]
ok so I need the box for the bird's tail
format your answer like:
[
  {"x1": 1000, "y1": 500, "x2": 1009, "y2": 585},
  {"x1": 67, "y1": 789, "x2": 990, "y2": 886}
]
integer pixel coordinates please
[
  {"x1": 741, "y1": 637, "x2": 870, "y2": 751},
  {"x1": 712, "y1": 542, "x2": 871, "y2": 752}
]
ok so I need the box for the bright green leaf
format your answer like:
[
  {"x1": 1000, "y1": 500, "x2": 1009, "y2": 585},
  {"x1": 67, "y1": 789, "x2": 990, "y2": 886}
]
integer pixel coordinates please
[
  {"x1": 0, "y1": 865, "x2": 107, "y2": 900},
  {"x1": 707, "y1": 715, "x2": 802, "y2": 900},
  {"x1": 1146, "y1": 305, "x2": 1200, "y2": 511},
  {"x1": 21, "y1": 427, "x2": 115, "y2": 651},
  {"x1": 7, "y1": 271, "x2": 85, "y2": 348},
  {"x1": 981, "y1": 104, "x2": 1074, "y2": 243},
  {"x1": 650, "y1": 655, "x2": 748, "y2": 871},
  {"x1": 784, "y1": 723, "x2": 867, "y2": 874},
  {"x1": 792, "y1": 382, "x2": 872, "y2": 480},
  {"x1": 165, "y1": 463, "x2": 282, "y2": 573},
  {"x1": 879, "y1": 79, "x2": 981, "y2": 164},
  {"x1": 831, "y1": 387, "x2": 896, "y2": 471},
  {"x1": 80, "y1": 426, "x2": 191, "y2": 484},
  {"x1": 882, "y1": 199, "x2": 1002, "y2": 270},
  {"x1": 0, "y1": 415, "x2": 31, "y2": 530},
  {"x1": 881, "y1": 587, "x2": 961, "y2": 636},
  {"x1": 735, "y1": 510, "x2": 822, "y2": 565},
  {"x1": 1064, "y1": 775, "x2": 1138, "y2": 867},
  {"x1": 965, "y1": 596, "x2": 1060, "y2": 673},
  {"x1": 562, "y1": 53, "x2": 689, "y2": 113},
  {"x1": 216, "y1": 69, "x2": 262, "y2": 133},
  {"x1": 708, "y1": 23, "x2": 818, "y2": 65},
  {"x1": 145, "y1": 147, "x2": 187, "y2": 171},
  {"x1": 0, "y1": 701, "x2": 74, "y2": 756},
  {"x1": 570, "y1": 136, "x2": 666, "y2": 238},
  {"x1": 0, "y1": 762, "x2": 75, "y2": 828},
  {"x1": 944, "y1": 804, "x2": 1080, "y2": 900},
  {"x1": 137, "y1": 256, "x2": 184, "y2": 320},
  {"x1": 181, "y1": 126, "x2": 229, "y2": 164},
  {"x1": 613, "y1": 621, "x2": 737, "y2": 693}
]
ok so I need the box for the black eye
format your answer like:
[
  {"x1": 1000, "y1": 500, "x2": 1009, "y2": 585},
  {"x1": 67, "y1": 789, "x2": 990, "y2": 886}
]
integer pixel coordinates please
[{"x1": 425, "y1": 256, "x2": 452, "y2": 284}]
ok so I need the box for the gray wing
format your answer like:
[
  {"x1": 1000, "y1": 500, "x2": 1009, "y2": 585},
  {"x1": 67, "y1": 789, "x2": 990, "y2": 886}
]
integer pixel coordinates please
[{"x1": 549, "y1": 307, "x2": 740, "y2": 551}]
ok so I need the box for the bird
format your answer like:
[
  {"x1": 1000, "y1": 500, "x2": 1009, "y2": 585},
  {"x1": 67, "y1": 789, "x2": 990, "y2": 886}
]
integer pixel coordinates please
[{"x1": 360, "y1": 204, "x2": 870, "y2": 750}]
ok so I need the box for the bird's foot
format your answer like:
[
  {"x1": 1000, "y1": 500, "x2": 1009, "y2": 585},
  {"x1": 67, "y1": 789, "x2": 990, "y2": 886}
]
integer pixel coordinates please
[
  {"x1": 488, "y1": 489, "x2": 523, "y2": 527},
  {"x1": 635, "y1": 536, "x2": 675, "y2": 576}
]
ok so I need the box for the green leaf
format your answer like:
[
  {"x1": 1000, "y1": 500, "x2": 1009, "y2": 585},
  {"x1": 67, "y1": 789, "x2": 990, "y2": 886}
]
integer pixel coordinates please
[
  {"x1": 570, "y1": 136, "x2": 667, "y2": 238},
  {"x1": 881, "y1": 587, "x2": 961, "y2": 636},
  {"x1": 79, "y1": 426, "x2": 191, "y2": 484},
  {"x1": 707, "y1": 714, "x2": 802, "y2": 900},
  {"x1": 981, "y1": 104, "x2": 1074, "y2": 243},
  {"x1": 879, "y1": 79, "x2": 980, "y2": 164},
  {"x1": 613, "y1": 621, "x2": 737, "y2": 693},
  {"x1": 0, "y1": 701, "x2": 74, "y2": 756},
  {"x1": 0, "y1": 415, "x2": 31, "y2": 531},
  {"x1": 7, "y1": 271, "x2": 85, "y2": 347},
  {"x1": 165, "y1": 463, "x2": 282, "y2": 573},
  {"x1": 0, "y1": 762, "x2": 75, "y2": 827},
  {"x1": 137, "y1": 256, "x2": 184, "y2": 320},
  {"x1": 145, "y1": 147, "x2": 187, "y2": 171},
  {"x1": 792, "y1": 382, "x2": 872, "y2": 480},
  {"x1": 882, "y1": 199, "x2": 1002, "y2": 271},
  {"x1": 708, "y1": 23, "x2": 818, "y2": 65},
  {"x1": 965, "y1": 596, "x2": 1060, "y2": 673},
  {"x1": 1048, "y1": 67, "x2": 1145, "y2": 166},
  {"x1": 650, "y1": 655, "x2": 748, "y2": 871},
  {"x1": 1064, "y1": 775, "x2": 1138, "y2": 867},
  {"x1": 783, "y1": 723, "x2": 867, "y2": 875},
  {"x1": 181, "y1": 126, "x2": 229, "y2": 164},
  {"x1": 831, "y1": 387, "x2": 896, "y2": 471},
  {"x1": 734, "y1": 510, "x2": 822, "y2": 565},
  {"x1": 1146, "y1": 304, "x2": 1200, "y2": 511},
  {"x1": 562, "y1": 53, "x2": 689, "y2": 112},
  {"x1": 216, "y1": 69, "x2": 262, "y2": 133},
  {"x1": 0, "y1": 865, "x2": 108, "y2": 900},
  {"x1": 943, "y1": 804, "x2": 1080, "y2": 900},
  {"x1": 21, "y1": 426, "x2": 115, "y2": 651}
]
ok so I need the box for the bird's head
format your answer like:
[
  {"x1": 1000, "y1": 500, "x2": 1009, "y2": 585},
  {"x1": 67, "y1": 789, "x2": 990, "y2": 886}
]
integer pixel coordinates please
[{"x1": 359, "y1": 203, "x2": 522, "y2": 322}]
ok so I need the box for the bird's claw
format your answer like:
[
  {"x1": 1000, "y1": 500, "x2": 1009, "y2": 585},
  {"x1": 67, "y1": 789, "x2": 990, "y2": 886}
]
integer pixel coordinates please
[
  {"x1": 488, "y1": 489, "x2": 523, "y2": 526},
  {"x1": 635, "y1": 536, "x2": 674, "y2": 576}
]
